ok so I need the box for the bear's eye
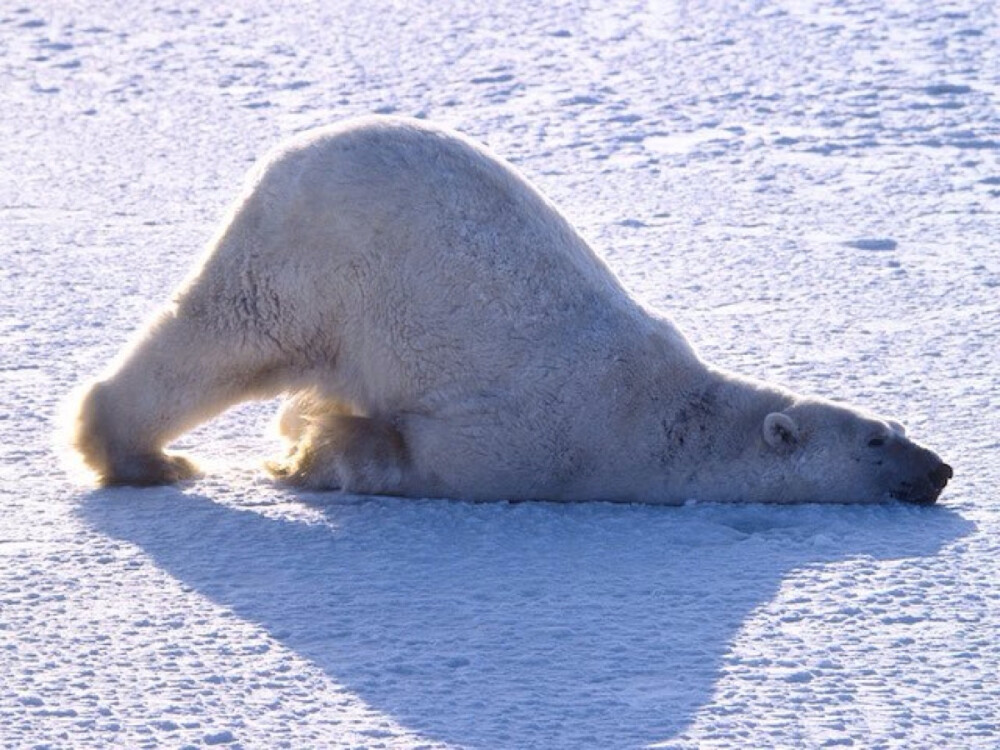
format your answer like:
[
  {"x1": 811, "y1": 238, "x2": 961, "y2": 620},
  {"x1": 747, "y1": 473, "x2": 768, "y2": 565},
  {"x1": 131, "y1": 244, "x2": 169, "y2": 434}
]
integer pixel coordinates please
[{"x1": 867, "y1": 437, "x2": 886, "y2": 448}]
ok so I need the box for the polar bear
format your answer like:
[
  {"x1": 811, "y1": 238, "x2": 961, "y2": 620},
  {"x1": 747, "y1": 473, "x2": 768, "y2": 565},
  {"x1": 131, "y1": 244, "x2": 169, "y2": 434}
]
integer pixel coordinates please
[{"x1": 73, "y1": 117, "x2": 952, "y2": 504}]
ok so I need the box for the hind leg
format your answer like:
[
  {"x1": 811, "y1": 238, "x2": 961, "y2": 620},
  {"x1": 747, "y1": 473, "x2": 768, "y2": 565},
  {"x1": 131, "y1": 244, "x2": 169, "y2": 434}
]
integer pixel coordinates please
[
  {"x1": 268, "y1": 410, "x2": 411, "y2": 495},
  {"x1": 74, "y1": 306, "x2": 292, "y2": 486}
]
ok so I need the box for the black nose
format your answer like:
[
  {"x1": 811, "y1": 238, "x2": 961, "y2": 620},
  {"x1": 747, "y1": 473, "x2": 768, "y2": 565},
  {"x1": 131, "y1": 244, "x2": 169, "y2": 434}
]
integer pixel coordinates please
[
  {"x1": 929, "y1": 462, "x2": 953, "y2": 491},
  {"x1": 894, "y1": 461, "x2": 953, "y2": 505}
]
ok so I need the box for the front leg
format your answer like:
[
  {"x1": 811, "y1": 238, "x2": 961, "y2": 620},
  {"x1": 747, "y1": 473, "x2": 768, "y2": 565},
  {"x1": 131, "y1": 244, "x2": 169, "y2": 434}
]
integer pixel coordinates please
[{"x1": 268, "y1": 413, "x2": 411, "y2": 495}]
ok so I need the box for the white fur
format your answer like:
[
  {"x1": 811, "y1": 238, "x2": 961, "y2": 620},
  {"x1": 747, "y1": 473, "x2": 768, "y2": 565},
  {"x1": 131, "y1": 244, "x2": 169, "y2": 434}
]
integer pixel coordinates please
[{"x1": 73, "y1": 117, "x2": 950, "y2": 503}]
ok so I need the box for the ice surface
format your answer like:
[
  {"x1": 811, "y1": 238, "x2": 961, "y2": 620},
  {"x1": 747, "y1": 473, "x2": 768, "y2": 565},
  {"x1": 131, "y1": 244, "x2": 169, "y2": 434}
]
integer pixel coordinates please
[{"x1": 1, "y1": 0, "x2": 998, "y2": 747}]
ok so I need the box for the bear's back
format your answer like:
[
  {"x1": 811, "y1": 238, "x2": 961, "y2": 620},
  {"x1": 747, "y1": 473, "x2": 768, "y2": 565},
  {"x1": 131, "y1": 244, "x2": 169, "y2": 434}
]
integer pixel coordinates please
[{"x1": 252, "y1": 118, "x2": 645, "y2": 362}]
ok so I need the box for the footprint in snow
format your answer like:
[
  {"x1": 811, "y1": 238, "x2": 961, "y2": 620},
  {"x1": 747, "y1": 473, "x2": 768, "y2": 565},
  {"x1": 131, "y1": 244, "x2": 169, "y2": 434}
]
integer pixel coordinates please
[{"x1": 845, "y1": 238, "x2": 898, "y2": 251}]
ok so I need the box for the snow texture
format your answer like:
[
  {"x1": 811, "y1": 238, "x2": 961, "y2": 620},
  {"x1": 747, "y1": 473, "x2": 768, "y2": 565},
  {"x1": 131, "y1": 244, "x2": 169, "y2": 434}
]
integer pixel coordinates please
[{"x1": 1, "y1": 0, "x2": 997, "y2": 747}]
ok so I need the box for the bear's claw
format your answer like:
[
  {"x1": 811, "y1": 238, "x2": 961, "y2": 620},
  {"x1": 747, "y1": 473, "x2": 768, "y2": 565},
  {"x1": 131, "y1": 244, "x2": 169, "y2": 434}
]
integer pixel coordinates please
[{"x1": 101, "y1": 453, "x2": 201, "y2": 487}]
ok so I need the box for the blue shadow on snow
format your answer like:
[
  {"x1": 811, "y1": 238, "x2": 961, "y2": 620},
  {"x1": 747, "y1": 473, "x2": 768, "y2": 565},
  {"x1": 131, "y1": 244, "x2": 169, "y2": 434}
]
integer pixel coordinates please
[{"x1": 80, "y1": 489, "x2": 973, "y2": 749}]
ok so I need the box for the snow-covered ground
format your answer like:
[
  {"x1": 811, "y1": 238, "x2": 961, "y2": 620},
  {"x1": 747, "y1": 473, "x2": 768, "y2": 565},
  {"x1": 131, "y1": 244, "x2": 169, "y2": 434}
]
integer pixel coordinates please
[{"x1": 2, "y1": 0, "x2": 998, "y2": 747}]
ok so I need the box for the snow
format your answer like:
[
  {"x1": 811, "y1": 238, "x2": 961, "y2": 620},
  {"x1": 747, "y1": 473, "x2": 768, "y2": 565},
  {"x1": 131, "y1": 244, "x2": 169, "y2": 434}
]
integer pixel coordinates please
[{"x1": 1, "y1": 0, "x2": 998, "y2": 747}]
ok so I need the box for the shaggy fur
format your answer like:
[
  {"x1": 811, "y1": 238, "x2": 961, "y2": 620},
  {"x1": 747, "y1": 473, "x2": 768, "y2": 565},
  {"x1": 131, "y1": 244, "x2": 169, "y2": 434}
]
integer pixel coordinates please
[{"x1": 73, "y1": 117, "x2": 952, "y2": 503}]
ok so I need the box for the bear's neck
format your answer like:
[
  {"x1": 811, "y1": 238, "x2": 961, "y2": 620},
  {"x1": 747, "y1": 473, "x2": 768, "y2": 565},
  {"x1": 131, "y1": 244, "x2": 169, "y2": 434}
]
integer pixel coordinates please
[{"x1": 642, "y1": 363, "x2": 797, "y2": 502}]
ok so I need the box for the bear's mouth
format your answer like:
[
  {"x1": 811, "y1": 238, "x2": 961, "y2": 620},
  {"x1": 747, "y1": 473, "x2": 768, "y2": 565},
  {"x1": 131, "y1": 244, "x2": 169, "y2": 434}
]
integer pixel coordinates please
[
  {"x1": 891, "y1": 483, "x2": 937, "y2": 505},
  {"x1": 890, "y1": 462, "x2": 953, "y2": 505}
]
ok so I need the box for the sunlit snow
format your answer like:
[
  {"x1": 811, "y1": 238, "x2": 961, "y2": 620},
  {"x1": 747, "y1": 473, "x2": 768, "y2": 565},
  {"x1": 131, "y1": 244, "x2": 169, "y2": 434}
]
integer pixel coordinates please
[{"x1": 2, "y1": 0, "x2": 997, "y2": 747}]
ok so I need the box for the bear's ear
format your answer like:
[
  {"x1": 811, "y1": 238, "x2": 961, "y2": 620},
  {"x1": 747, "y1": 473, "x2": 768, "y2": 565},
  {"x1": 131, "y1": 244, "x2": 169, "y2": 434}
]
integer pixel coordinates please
[
  {"x1": 763, "y1": 412, "x2": 799, "y2": 450},
  {"x1": 887, "y1": 419, "x2": 906, "y2": 437}
]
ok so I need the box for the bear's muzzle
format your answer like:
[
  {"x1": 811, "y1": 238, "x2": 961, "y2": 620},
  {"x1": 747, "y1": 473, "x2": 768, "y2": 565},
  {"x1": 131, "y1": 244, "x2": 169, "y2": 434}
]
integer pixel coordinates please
[{"x1": 893, "y1": 461, "x2": 953, "y2": 505}]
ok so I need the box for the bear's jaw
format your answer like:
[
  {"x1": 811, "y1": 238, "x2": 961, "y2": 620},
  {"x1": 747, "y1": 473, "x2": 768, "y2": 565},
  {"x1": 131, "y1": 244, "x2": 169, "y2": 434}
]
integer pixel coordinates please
[{"x1": 890, "y1": 461, "x2": 953, "y2": 505}]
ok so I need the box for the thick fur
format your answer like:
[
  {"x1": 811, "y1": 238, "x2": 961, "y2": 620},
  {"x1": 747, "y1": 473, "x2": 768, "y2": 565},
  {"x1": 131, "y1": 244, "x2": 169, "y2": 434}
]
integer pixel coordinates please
[{"x1": 73, "y1": 117, "x2": 951, "y2": 503}]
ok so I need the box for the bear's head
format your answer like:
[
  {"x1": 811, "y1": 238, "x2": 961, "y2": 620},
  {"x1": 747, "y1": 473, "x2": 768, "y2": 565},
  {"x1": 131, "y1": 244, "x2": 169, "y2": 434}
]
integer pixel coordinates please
[{"x1": 755, "y1": 399, "x2": 952, "y2": 504}]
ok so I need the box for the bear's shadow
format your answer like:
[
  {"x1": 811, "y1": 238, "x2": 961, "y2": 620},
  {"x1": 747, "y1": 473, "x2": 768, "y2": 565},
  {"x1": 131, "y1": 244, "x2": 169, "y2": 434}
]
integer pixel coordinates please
[{"x1": 80, "y1": 490, "x2": 972, "y2": 748}]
